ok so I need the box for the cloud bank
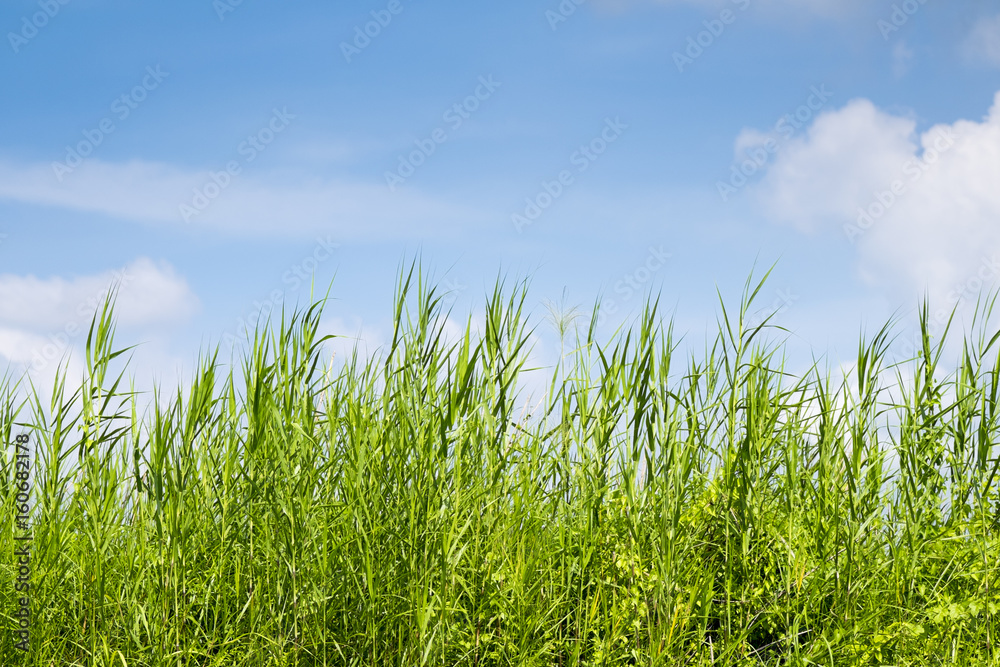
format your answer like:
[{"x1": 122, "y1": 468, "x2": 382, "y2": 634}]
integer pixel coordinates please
[{"x1": 750, "y1": 91, "x2": 1000, "y2": 306}]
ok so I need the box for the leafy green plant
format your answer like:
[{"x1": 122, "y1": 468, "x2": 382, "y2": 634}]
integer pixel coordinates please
[{"x1": 1, "y1": 263, "x2": 999, "y2": 665}]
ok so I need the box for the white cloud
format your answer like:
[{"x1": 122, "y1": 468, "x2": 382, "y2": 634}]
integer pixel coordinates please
[
  {"x1": 751, "y1": 91, "x2": 1000, "y2": 306},
  {"x1": 733, "y1": 127, "x2": 774, "y2": 162},
  {"x1": 0, "y1": 158, "x2": 486, "y2": 240},
  {"x1": 0, "y1": 257, "x2": 198, "y2": 331},
  {"x1": 0, "y1": 259, "x2": 199, "y2": 416},
  {"x1": 962, "y1": 14, "x2": 1000, "y2": 67},
  {"x1": 754, "y1": 98, "x2": 919, "y2": 232}
]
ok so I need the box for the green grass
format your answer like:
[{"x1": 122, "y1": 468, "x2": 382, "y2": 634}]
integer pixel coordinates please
[{"x1": 3, "y1": 264, "x2": 1000, "y2": 666}]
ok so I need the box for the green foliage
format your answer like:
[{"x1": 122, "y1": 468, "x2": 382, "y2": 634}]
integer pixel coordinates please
[{"x1": 2, "y1": 264, "x2": 1000, "y2": 665}]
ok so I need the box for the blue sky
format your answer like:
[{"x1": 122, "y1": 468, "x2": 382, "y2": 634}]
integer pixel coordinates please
[{"x1": 2, "y1": 0, "x2": 1000, "y2": 397}]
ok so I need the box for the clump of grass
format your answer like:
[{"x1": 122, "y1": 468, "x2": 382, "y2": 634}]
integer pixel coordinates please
[{"x1": 2, "y1": 263, "x2": 1000, "y2": 666}]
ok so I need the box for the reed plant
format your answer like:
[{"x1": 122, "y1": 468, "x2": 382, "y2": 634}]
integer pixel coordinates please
[{"x1": 2, "y1": 264, "x2": 1000, "y2": 665}]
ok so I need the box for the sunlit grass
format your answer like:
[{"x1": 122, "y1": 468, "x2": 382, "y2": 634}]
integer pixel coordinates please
[{"x1": 2, "y1": 263, "x2": 1000, "y2": 666}]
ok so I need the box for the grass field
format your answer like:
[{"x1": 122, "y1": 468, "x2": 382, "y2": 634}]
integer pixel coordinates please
[{"x1": 3, "y1": 266, "x2": 1000, "y2": 665}]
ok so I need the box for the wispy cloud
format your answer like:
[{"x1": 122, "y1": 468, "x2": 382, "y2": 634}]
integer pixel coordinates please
[
  {"x1": 892, "y1": 40, "x2": 914, "y2": 78},
  {"x1": 0, "y1": 157, "x2": 487, "y2": 240},
  {"x1": 962, "y1": 13, "x2": 1000, "y2": 68},
  {"x1": 0, "y1": 257, "x2": 199, "y2": 331}
]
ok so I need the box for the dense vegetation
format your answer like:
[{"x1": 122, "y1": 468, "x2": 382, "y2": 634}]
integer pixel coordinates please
[{"x1": 3, "y1": 267, "x2": 1000, "y2": 665}]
